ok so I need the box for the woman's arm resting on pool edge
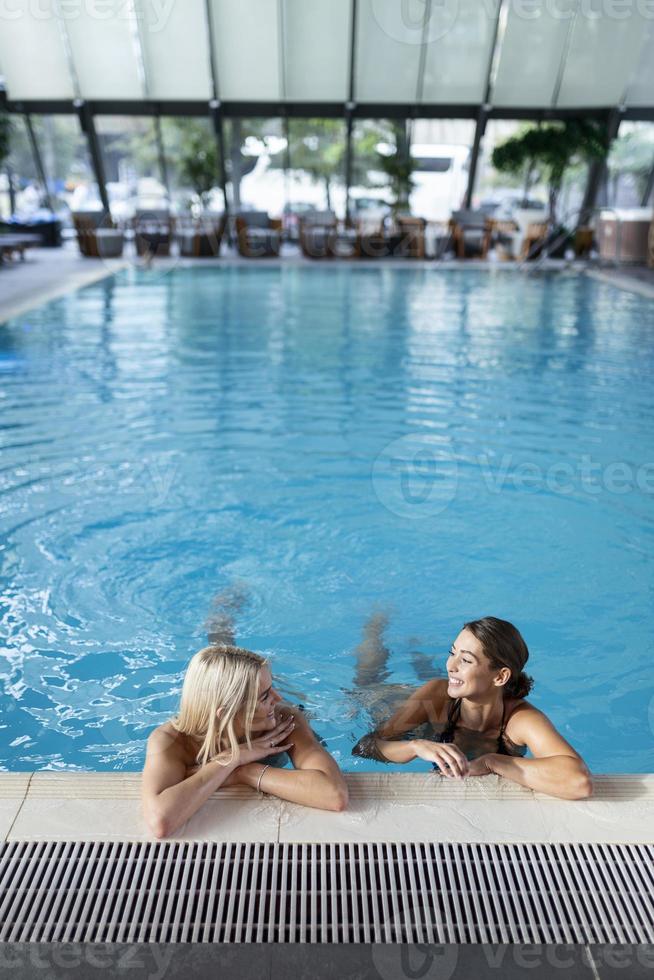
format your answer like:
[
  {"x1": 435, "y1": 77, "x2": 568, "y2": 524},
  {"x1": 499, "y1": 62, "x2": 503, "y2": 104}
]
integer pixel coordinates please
[
  {"x1": 231, "y1": 708, "x2": 349, "y2": 812},
  {"x1": 141, "y1": 727, "x2": 239, "y2": 839},
  {"x1": 351, "y1": 678, "x2": 445, "y2": 762},
  {"x1": 470, "y1": 705, "x2": 593, "y2": 800}
]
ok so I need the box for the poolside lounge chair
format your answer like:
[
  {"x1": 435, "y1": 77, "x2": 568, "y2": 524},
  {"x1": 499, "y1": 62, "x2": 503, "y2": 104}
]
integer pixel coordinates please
[
  {"x1": 449, "y1": 209, "x2": 492, "y2": 259},
  {"x1": 132, "y1": 208, "x2": 174, "y2": 258},
  {"x1": 299, "y1": 211, "x2": 358, "y2": 259},
  {"x1": 72, "y1": 211, "x2": 124, "y2": 259},
  {"x1": 177, "y1": 213, "x2": 226, "y2": 258},
  {"x1": 520, "y1": 221, "x2": 550, "y2": 261},
  {"x1": 235, "y1": 211, "x2": 282, "y2": 258},
  {"x1": 395, "y1": 215, "x2": 427, "y2": 259},
  {"x1": 0, "y1": 233, "x2": 41, "y2": 262}
]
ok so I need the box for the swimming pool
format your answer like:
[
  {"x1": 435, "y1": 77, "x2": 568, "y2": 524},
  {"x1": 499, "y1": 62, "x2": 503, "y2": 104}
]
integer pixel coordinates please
[{"x1": 1, "y1": 265, "x2": 653, "y2": 773}]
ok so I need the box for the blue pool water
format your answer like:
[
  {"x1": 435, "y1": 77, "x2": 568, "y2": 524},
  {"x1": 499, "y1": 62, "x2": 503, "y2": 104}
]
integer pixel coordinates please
[{"x1": 1, "y1": 266, "x2": 653, "y2": 773}]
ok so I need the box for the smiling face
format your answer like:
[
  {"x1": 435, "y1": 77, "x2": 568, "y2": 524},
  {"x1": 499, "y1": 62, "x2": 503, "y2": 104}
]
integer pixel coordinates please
[
  {"x1": 446, "y1": 628, "x2": 511, "y2": 701},
  {"x1": 248, "y1": 665, "x2": 282, "y2": 733}
]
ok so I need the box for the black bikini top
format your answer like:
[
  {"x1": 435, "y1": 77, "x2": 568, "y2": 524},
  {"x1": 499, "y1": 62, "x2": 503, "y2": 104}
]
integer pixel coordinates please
[{"x1": 436, "y1": 696, "x2": 525, "y2": 757}]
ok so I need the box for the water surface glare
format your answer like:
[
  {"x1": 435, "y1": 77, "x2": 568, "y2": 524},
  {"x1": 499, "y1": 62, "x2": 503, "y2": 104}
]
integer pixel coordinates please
[{"x1": 1, "y1": 266, "x2": 653, "y2": 772}]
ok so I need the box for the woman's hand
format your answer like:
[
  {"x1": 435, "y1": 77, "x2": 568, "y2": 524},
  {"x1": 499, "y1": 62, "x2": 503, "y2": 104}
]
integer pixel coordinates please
[
  {"x1": 466, "y1": 754, "x2": 496, "y2": 777},
  {"x1": 237, "y1": 713, "x2": 295, "y2": 765},
  {"x1": 412, "y1": 739, "x2": 469, "y2": 778},
  {"x1": 185, "y1": 714, "x2": 296, "y2": 777}
]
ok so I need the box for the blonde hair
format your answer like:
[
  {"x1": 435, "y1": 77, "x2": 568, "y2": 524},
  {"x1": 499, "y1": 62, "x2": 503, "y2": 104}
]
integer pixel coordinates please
[{"x1": 171, "y1": 644, "x2": 267, "y2": 767}]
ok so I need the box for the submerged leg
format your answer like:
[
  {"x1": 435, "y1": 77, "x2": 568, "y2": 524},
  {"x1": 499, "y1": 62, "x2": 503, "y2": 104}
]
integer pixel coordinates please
[
  {"x1": 410, "y1": 649, "x2": 436, "y2": 684},
  {"x1": 353, "y1": 610, "x2": 392, "y2": 688},
  {"x1": 204, "y1": 583, "x2": 249, "y2": 646}
]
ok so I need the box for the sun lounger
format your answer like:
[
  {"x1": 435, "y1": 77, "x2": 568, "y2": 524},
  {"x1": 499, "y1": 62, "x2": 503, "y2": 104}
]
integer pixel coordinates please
[
  {"x1": 72, "y1": 211, "x2": 124, "y2": 259},
  {"x1": 132, "y1": 208, "x2": 173, "y2": 258},
  {"x1": 235, "y1": 211, "x2": 282, "y2": 258},
  {"x1": 0, "y1": 233, "x2": 41, "y2": 262},
  {"x1": 450, "y1": 209, "x2": 493, "y2": 259},
  {"x1": 177, "y1": 213, "x2": 226, "y2": 258},
  {"x1": 299, "y1": 211, "x2": 359, "y2": 259}
]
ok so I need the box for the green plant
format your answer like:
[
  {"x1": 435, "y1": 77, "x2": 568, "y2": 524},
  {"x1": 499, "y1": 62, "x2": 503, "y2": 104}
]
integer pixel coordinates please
[
  {"x1": 375, "y1": 121, "x2": 415, "y2": 214},
  {"x1": 491, "y1": 119, "x2": 608, "y2": 224},
  {"x1": 176, "y1": 125, "x2": 219, "y2": 208}
]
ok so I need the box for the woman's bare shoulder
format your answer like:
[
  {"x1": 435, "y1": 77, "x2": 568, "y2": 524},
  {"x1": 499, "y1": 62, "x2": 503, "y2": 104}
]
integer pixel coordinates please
[
  {"x1": 418, "y1": 677, "x2": 449, "y2": 708},
  {"x1": 503, "y1": 699, "x2": 541, "y2": 739},
  {"x1": 147, "y1": 721, "x2": 196, "y2": 762}
]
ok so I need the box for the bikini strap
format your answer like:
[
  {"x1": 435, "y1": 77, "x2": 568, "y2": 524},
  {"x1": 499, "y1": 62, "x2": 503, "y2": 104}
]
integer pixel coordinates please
[{"x1": 440, "y1": 697, "x2": 462, "y2": 742}]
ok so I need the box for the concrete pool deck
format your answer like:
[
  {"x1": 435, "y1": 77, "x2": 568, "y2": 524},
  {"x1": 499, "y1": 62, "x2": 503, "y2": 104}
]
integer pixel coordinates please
[{"x1": 1, "y1": 772, "x2": 652, "y2": 844}]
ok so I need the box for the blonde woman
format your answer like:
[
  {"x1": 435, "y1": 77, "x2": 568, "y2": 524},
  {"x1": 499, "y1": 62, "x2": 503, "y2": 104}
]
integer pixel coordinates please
[{"x1": 142, "y1": 644, "x2": 348, "y2": 839}]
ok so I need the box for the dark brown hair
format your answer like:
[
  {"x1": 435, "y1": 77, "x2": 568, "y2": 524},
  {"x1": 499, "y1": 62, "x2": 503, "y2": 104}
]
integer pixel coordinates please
[{"x1": 462, "y1": 616, "x2": 534, "y2": 699}]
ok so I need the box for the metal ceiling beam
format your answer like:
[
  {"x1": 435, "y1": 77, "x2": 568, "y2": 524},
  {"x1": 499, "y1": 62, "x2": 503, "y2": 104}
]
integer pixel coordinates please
[
  {"x1": 344, "y1": 0, "x2": 358, "y2": 224},
  {"x1": 641, "y1": 155, "x2": 654, "y2": 207},
  {"x1": 4, "y1": 99, "x2": 654, "y2": 122},
  {"x1": 463, "y1": 0, "x2": 507, "y2": 210},
  {"x1": 77, "y1": 101, "x2": 110, "y2": 214},
  {"x1": 551, "y1": 0, "x2": 579, "y2": 108},
  {"x1": 24, "y1": 115, "x2": 54, "y2": 212},
  {"x1": 204, "y1": 0, "x2": 230, "y2": 221}
]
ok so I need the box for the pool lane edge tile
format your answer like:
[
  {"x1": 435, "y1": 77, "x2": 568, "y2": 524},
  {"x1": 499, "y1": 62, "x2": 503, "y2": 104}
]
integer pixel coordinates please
[
  {"x1": 0, "y1": 773, "x2": 32, "y2": 842},
  {"x1": 2, "y1": 772, "x2": 653, "y2": 844}
]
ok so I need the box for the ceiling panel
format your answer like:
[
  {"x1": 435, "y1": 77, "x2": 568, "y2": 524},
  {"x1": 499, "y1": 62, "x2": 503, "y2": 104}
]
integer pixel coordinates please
[
  {"x1": 0, "y1": 3, "x2": 74, "y2": 100},
  {"x1": 65, "y1": 0, "x2": 142, "y2": 100},
  {"x1": 136, "y1": 0, "x2": 212, "y2": 101},
  {"x1": 355, "y1": 0, "x2": 422, "y2": 103},
  {"x1": 210, "y1": 0, "x2": 282, "y2": 102},
  {"x1": 557, "y1": 6, "x2": 649, "y2": 107},
  {"x1": 283, "y1": 0, "x2": 351, "y2": 101},
  {"x1": 421, "y1": 0, "x2": 498, "y2": 104},
  {"x1": 613, "y1": 19, "x2": 654, "y2": 108},
  {"x1": 492, "y1": 1, "x2": 573, "y2": 108}
]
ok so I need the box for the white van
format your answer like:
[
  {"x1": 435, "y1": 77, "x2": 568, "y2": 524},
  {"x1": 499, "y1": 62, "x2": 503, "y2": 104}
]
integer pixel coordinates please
[{"x1": 409, "y1": 143, "x2": 470, "y2": 222}]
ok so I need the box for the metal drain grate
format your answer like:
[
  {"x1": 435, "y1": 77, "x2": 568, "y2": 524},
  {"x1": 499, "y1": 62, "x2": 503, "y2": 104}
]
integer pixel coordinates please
[{"x1": 0, "y1": 841, "x2": 652, "y2": 944}]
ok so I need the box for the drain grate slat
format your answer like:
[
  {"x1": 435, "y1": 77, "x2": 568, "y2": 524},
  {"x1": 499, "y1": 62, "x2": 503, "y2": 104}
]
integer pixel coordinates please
[{"x1": 0, "y1": 840, "x2": 652, "y2": 944}]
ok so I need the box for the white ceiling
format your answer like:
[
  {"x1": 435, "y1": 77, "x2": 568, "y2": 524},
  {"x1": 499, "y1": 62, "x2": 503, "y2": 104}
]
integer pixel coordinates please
[{"x1": 0, "y1": 0, "x2": 652, "y2": 110}]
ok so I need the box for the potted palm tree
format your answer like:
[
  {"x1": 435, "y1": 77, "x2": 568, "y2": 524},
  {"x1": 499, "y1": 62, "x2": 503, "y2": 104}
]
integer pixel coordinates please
[{"x1": 492, "y1": 119, "x2": 608, "y2": 258}]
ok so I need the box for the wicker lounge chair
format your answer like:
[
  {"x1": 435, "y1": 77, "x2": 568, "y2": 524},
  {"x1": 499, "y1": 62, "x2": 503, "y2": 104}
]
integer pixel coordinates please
[
  {"x1": 132, "y1": 208, "x2": 173, "y2": 258},
  {"x1": 72, "y1": 211, "x2": 124, "y2": 259},
  {"x1": 177, "y1": 213, "x2": 226, "y2": 258},
  {"x1": 235, "y1": 211, "x2": 282, "y2": 258},
  {"x1": 450, "y1": 209, "x2": 492, "y2": 259},
  {"x1": 395, "y1": 215, "x2": 427, "y2": 259},
  {"x1": 298, "y1": 211, "x2": 359, "y2": 259}
]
